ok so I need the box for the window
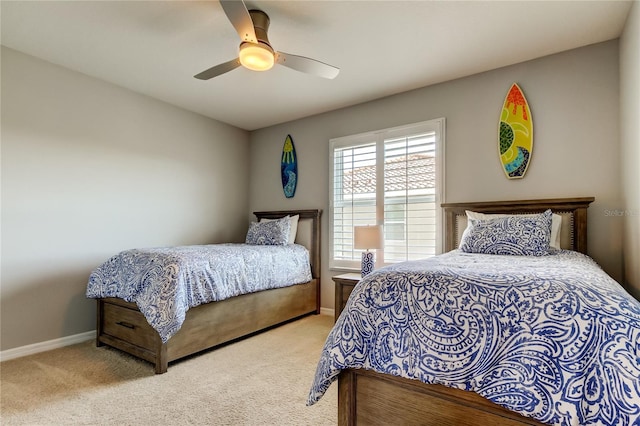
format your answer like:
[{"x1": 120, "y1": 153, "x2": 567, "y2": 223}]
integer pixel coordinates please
[{"x1": 329, "y1": 118, "x2": 445, "y2": 270}]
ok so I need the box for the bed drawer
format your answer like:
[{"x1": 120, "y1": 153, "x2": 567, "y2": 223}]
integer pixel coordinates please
[{"x1": 101, "y1": 302, "x2": 158, "y2": 351}]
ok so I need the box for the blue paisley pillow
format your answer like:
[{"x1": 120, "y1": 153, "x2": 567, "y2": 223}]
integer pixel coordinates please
[
  {"x1": 245, "y1": 217, "x2": 291, "y2": 245},
  {"x1": 459, "y1": 209, "x2": 552, "y2": 256}
]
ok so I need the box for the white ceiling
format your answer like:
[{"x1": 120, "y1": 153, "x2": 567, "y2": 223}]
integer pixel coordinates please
[{"x1": 1, "y1": 1, "x2": 633, "y2": 131}]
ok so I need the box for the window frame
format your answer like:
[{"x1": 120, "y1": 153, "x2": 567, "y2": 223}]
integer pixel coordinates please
[{"x1": 328, "y1": 118, "x2": 446, "y2": 271}]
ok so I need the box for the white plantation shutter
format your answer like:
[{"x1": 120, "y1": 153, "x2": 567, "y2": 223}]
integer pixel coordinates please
[
  {"x1": 331, "y1": 139, "x2": 378, "y2": 268},
  {"x1": 383, "y1": 132, "x2": 437, "y2": 262},
  {"x1": 330, "y1": 118, "x2": 445, "y2": 270}
]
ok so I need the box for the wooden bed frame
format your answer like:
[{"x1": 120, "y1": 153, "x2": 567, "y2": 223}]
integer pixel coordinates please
[
  {"x1": 337, "y1": 197, "x2": 594, "y2": 426},
  {"x1": 95, "y1": 209, "x2": 321, "y2": 373}
]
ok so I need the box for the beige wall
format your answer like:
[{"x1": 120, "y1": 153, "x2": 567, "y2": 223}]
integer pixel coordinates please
[
  {"x1": 249, "y1": 41, "x2": 625, "y2": 309},
  {"x1": 620, "y1": 1, "x2": 640, "y2": 299},
  {"x1": 2, "y1": 26, "x2": 636, "y2": 353},
  {"x1": 1, "y1": 47, "x2": 250, "y2": 351}
]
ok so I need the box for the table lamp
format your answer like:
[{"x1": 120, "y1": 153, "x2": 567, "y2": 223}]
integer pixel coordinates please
[{"x1": 354, "y1": 225, "x2": 383, "y2": 277}]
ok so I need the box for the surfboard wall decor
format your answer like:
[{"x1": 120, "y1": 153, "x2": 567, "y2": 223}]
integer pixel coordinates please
[
  {"x1": 281, "y1": 134, "x2": 298, "y2": 198},
  {"x1": 499, "y1": 83, "x2": 533, "y2": 179}
]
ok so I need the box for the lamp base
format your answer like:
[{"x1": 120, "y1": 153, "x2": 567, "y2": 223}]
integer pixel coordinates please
[{"x1": 361, "y1": 251, "x2": 375, "y2": 277}]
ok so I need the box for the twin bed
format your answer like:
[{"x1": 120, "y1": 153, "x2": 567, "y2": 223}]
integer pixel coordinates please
[
  {"x1": 308, "y1": 197, "x2": 640, "y2": 426},
  {"x1": 87, "y1": 209, "x2": 321, "y2": 373}
]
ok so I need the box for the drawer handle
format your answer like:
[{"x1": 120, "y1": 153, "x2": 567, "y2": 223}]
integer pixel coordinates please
[{"x1": 116, "y1": 321, "x2": 135, "y2": 330}]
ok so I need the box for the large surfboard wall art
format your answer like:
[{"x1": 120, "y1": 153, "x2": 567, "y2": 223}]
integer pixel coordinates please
[
  {"x1": 499, "y1": 83, "x2": 533, "y2": 179},
  {"x1": 281, "y1": 134, "x2": 298, "y2": 198}
]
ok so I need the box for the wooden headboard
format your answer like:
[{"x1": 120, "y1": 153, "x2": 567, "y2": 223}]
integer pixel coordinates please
[
  {"x1": 253, "y1": 209, "x2": 322, "y2": 282},
  {"x1": 441, "y1": 197, "x2": 594, "y2": 254}
]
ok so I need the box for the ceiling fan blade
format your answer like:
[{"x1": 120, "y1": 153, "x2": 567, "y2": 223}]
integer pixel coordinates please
[
  {"x1": 220, "y1": 0, "x2": 257, "y2": 43},
  {"x1": 194, "y1": 58, "x2": 241, "y2": 80},
  {"x1": 275, "y1": 52, "x2": 339, "y2": 79}
]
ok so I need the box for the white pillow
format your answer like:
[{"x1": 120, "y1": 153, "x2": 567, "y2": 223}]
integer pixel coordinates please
[
  {"x1": 259, "y1": 214, "x2": 299, "y2": 244},
  {"x1": 465, "y1": 210, "x2": 562, "y2": 249}
]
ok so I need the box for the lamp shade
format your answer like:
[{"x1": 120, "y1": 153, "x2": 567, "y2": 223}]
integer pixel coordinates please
[{"x1": 354, "y1": 225, "x2": 383, "y2": 250}]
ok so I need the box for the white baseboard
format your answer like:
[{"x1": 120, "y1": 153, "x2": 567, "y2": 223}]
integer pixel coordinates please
[
  {"x1": 0, "y1": 330, "x2": 95, "y2": 362},
  {"x1": 320, "y1": 307, "x2": 335, "y2": 317},
  {"x1": 1, "y1": 310, "x2": 334, "y2": 363}
]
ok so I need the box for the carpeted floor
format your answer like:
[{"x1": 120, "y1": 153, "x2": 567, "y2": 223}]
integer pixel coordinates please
[{"x1": 0, "y1": 314, "x2": 337, "y2": 425}]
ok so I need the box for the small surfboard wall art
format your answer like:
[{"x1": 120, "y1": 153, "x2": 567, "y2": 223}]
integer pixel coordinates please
[
  {"x1": 281, "y1": 134, "x2": 298, "y2": 198},
  {"x1": 499, "y1": 83, "x2": 533, "y2": 179}
]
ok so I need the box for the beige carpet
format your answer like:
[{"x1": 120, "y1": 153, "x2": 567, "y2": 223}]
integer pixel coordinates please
[{"x1": 0, "y1": 314, "x2": 337, "y2": 425}]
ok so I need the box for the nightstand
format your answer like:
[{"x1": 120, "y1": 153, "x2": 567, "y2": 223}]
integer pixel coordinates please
[{"x1": 332, "y1": 273, "x2": 361, "y2": 322}]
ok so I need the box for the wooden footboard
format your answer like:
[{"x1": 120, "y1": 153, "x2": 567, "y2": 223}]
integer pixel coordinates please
[
  {"x1": 338, "y1": 369, "x2": 545, "y2": 426},
  {"x1": 97, "y1": 279, "x2": 318, "y2": 373}
]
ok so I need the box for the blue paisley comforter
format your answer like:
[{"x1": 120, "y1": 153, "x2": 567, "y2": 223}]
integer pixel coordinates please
[
  {"x1": 308, "y1": 250, "x2": 640, "y2": 426},
  {"x1": 86, "y1": 244, "x2": 312, "y2": 343}
]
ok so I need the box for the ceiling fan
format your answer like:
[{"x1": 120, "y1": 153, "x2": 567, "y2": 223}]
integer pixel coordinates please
[{"x1": 194, "y1": 0, "x2": 340, "y2": 80}]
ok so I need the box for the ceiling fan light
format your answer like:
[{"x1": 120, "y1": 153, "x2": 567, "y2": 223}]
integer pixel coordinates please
[{"x1": 239, "y1": 43, "x2": 274, "y2": 71}]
